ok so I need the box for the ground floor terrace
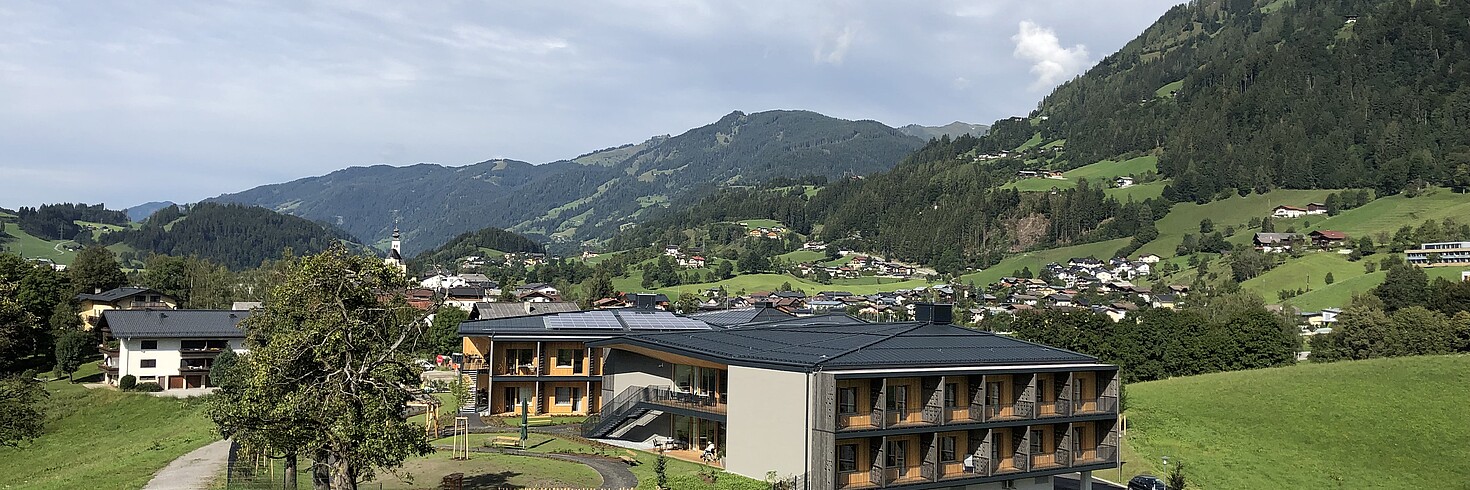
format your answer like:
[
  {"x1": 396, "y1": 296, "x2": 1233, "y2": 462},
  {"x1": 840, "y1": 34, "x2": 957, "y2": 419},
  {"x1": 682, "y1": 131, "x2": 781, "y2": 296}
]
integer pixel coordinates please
[
  {"x1": 833, "y1": 420, "x2": 1120, "y2": 489},
  {"x1": 481, "y1": 379, "x2": 603, "y2": 416}
]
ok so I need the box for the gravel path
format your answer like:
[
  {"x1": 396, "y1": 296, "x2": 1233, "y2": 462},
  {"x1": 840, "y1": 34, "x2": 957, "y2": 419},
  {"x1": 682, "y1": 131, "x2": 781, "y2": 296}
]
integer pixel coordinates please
[{"x1": 141, "y1": 439, "x2": 233, "y2": 490}]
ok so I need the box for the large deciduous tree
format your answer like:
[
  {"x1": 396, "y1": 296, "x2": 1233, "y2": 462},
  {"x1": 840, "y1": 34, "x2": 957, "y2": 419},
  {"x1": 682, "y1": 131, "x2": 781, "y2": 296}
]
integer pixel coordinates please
[
  {"x1": 69, "y1": 245, "x2": 126, "y2": 295},
  {"x1": 0, "y1": 375, "x2": 47, "y2": 447},
  {"x1": 209, "y1": 246, "x2": 431, "y2": 490}
]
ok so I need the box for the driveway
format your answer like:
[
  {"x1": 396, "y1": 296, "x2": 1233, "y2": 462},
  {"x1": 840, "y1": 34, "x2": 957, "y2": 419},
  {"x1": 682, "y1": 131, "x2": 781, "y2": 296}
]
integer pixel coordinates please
[
  {"x1": 1054, "y1": 474, "x2": 1126, "y2": 490},
  {"x1": 142, "y1": 439, "x2": 232, "y2": 490},
  {"x1": 149, "y1": 387, "x2": 218, "y2": 398}
]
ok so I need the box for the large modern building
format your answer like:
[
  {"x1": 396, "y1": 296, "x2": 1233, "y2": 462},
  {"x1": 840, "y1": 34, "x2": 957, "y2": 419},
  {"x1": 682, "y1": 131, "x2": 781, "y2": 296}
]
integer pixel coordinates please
[
  {"x1": 1406, "y1": 241, "x2": 1470, "y2": 267},
  {"x1": 585, "y1": 304, "x2": 1121, "y2": 490},
  {"x1": 457, "y1": 295, "x2": 715, "y2": 416},
  {"x1": 96, "y1": 309, "x2": 248, "y2": 389}
]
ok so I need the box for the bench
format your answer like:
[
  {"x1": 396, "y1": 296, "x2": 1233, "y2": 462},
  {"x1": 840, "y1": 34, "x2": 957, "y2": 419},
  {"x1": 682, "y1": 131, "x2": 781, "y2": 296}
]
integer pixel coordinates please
[
  {"x1": 618, "y1": 449, "x2": 641, "y2": 466},
  {"x1": 490, "y1": 436, "x2": 523, "y2": 448},
  {"x1": 524, "y1": 416, "x2": 554, "y2": 427}
]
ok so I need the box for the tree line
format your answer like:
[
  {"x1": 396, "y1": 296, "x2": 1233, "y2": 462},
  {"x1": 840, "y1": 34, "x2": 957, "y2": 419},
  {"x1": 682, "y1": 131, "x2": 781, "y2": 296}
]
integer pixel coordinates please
[{"x1": 13, "y1": 203, "x2": 129, "y2": 241}]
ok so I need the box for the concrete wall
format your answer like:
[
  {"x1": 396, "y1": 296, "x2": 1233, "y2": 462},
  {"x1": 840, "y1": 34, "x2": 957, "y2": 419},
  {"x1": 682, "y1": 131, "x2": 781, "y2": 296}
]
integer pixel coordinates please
[
  {"x1": 724, "y1": 366, "x2": 810, "y2": 481},
  {"x1": 601, "y1": 350, "x2": 671, "y2": 410}
]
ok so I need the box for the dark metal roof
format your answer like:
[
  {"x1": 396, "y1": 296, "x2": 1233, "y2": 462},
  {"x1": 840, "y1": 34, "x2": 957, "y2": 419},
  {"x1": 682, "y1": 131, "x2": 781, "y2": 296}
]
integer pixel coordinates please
[
  {"x1": 101, "y1": 309, "x2": 248, "y2": 338},
  {"x1": 688, "y1": 307, "x2": 795, "y2": 327},
  {"x1": 470, "y1": 301, "x2": 580, "y2": 320},
  {"x1": 458, "y1": 308, "x2": 714, "y2": 337},
  {"x1": 77, "y1": 287, "x2": 164, "y2": 302},
  {"x1": 590, "y1": 321, "x2": 1098, "y2": 372}
]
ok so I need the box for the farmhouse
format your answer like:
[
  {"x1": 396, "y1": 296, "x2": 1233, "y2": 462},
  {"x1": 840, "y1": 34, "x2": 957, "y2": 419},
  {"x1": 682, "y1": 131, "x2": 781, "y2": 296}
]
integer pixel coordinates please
[
  {"x1": 1253, "y1": 233, "x2": 1302, "y2": 252},
  {"x1": 97, "y1": 309, "x2": 248, "y2": 390},
  {"x1": 1309, "y1": 230, "x2": 1348, "y2": 248},
  {"x1": 1271, "y1": 205, "x2": 1308, "y2": 218},
  {"x1": 587, "y1": 304, "x2": 1122, "y2": 489}
]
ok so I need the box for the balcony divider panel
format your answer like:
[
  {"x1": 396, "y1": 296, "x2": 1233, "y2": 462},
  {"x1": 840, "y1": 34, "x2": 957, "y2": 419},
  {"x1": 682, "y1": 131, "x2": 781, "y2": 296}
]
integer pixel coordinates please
[
  {"x1": 1059, "y1": 423, "x2": 1073, "y2": 467},
  {"x1": 869, "y1": 437, "x2": 886, "y2": 488},
  {"x1": 921, "y1": 433, "x2": 937, "y2": 481},
  {"x1": 972, "y1": 429, "x2": 992, "y2": 477},
  {"x1": 1059, "y1": 372, "x2": 1073, "y2": 417},
  {"x1": 1018, "y1": 374, "x2": 1036, "y2": 419},
  {"x1": 969, "y1": 375, "x2": 985, "y2": 422},
  {"x1": 534, "y1": 341, "x2": 544, "y2": 376},
  {"x1": 872, "y1": 379, "x2": 887, "y2": 429}
]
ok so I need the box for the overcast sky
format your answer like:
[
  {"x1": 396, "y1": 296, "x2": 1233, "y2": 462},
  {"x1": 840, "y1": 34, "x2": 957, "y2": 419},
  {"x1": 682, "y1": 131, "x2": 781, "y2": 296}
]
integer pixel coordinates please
[{"x1": 0, "y1": 0, "x2": 1181, "y2": 209}]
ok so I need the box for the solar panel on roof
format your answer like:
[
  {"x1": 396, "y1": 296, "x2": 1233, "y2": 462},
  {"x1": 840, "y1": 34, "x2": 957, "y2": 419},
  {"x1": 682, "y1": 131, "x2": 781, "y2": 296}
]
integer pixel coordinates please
[
  {"x1": 546, "y1": 311, "x2": 621, "y2": 329},
  {"x1": 622, "y1": 312, "x2": 707, "y2": 330}
]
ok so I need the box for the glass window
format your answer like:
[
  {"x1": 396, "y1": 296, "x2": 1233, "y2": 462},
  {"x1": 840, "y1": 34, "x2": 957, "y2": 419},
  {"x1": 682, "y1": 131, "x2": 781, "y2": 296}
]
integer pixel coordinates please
[
  {"x1": 886, "y1": 440, "x2": 907, "y2": 468},
  {"x1": 837, "y1": 444, "x2": 857, "y2": 472},
  {"x1": 139, "y1": 376, "x2": 155, "y2": 382},
  {"x1": 140, "y1": 359, "x2": 156, "y2": 368},
  {"x1": 886, "y1": 385, "x2": 908, "y2": 412},
  {"x1": 675, "y1": 365, "x2": 694, "y2": 392},
  {"x1": 838, "y1": 387, "x2": 857, "y2": 414},
  {"x1": 941, "y1": 436, "x2": 957, "y2": 462},
  {"x1": 556, "y1": 349, "x2": 577, "y2": 367},
  {"x1": 141, "y1": 340, "x2": 158, "y2": 350},
  {"x1": 944, "y1": 383, "x2": 959, "y2": 407},
  {"x1": 1030, "y1": 429, "x2": 1044, "y2": 454},
  {"x1": 555, "y1": 387, "x2": 577, "y2": 405}
]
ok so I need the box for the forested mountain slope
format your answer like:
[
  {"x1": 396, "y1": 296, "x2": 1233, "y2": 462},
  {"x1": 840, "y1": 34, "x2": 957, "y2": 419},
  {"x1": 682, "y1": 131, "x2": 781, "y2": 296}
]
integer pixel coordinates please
[
  {"x1": 210, "y1": 110, "x2": 924, "y2": 254},
  {"x1": 613, "y1": 0, "x2": 1470, "y2": 274},
  {"x1": 408, "y1": 226, "x2": 544, "y2": 273},
  {"x1": 100, "y1": 203, "x2": 362, "y2": 270}
]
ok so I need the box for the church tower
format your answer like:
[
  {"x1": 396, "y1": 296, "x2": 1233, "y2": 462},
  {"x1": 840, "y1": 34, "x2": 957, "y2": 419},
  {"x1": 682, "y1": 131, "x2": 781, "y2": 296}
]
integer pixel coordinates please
[{"x1": 384, "y1": 228, "x2": 406, "y2": 273}]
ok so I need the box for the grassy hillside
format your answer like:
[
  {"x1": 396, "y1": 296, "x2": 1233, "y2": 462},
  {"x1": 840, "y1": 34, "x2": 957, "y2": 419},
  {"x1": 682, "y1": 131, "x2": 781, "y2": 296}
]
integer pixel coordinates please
[
  {"x1": 1240, "y1": 252, "x2": 1362, "y2": 302},
  {"x1": 1283, "y1": 266, "x2": 1467, "y2": 312},
  {"x1": 1106, "y1": 180, "x2": 1167, "y2": 201},
  {"x1": 1, "y1": 225, "x2": 78, "y2": 264},
  {"x1": 1135, "y1": 189, "x2": 1339, "y2": 258},
  {"x1": 613, "y1": 270, "x2": 935, "y2": 297},
  {"x1": 0, "y1": 364, "x2": 219, "y2": 490},
  {"x1": 1005, "y1": 155, "x2": 1160, "y2": 193},
  {"x1": 1124, "y1": 355, "x2": 1470, "y2": 489},
  {"x1": 1272, "y1": 187, "x2": 1470, "y2": 238}
]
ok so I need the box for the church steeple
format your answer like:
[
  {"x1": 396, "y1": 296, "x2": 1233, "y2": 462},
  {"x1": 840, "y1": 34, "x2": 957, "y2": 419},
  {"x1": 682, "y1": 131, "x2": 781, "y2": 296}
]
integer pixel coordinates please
[{"x1": 384, "y1": 227, "x2": 405, "y2": 273}]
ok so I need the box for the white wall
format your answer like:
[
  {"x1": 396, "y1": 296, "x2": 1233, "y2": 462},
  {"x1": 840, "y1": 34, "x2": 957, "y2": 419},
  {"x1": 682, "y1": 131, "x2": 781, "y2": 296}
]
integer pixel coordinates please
[
  {"x1": 117, "y1": 338, "x2": 246, "y2": 387},
  {"x1": 724, "y1": 366, "x2": 810, "y2": 481}
]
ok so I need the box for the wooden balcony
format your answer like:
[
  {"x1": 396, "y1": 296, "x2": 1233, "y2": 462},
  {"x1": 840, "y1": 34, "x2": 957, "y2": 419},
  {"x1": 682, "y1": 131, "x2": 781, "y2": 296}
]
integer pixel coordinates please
[
  {"x1": 96, "y1": 361, "x2": 119, "y2": 374},
  {"x1": 883, "y1": 466, "x2": 926, "y2": 486},
  {"x1": 1074, "y1": 444, "x2": 1118, "y2": 466},
  {"x1": 98, "y1": 343, "x2": 119, "y2": 356},
  {"x1": 984, "y1": 401, "x2": 1033, "y2": 421},
  {"x1": 835, "y1": 472, "x2": 879, "y2": 489},
  {"x1": 1036, "y1": 399, "x2": 1071, "y2": 418},
  {"x1": 884, "y1": 410, "x2": 928, "y2": 427},
  {"x1": 837, "y1": 409, "x2": 877, "y2": 430},
  {"x1": 1073, "y1": 396, "x2": 1119, "y2": 415}
]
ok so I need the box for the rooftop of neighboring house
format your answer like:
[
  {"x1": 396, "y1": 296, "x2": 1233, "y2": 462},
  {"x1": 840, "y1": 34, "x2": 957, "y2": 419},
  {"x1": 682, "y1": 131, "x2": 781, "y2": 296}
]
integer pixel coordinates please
[
  {"x1": 100, "y1": 309, "x2": 248, "y2": 339},
  {"x1": 446, "y1": 287, "x2": 486, "y2": 298},
  {"x1": 470, "y1": 301, "x2": 581, "y2": 321},
  {"x1": 590, "y1": 309, "x2": 1099, "y2": 372},
  {"x1": 1310, "y1": 230, "x2": 1348, "y2": 240},
  {"x1": 77, "y1": 286, "x2": 168, "y2": 303},
  {"x1": 688, "y1": 306, "x2": 796, "y2": 327}
]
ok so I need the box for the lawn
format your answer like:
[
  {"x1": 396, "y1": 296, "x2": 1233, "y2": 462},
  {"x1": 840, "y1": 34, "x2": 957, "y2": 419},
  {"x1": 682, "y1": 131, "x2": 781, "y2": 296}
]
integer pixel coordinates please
[
  {"x1": 1105, "y1": 180, "x2": 1167, "y2": 201},
  {"x1": 1155, "y1": 80, "x2": 1183, "y2": 97},
  {"x1": 775, "y1": 249, "x2": 826, "y2": 264},
  {"x1": 639, "y1": 272, "x2": 935, "y2": 297},
  {"x1": 1240, "y1": 252, "x2": 1365, "y2": 302},
  {"x1": 735, "y1": 219, "x2": 783, "y2": 229},
  {"x1": 374, "y1": 451, "x2": 602, "y2": 489},
  {"x1": 0, "y1": 364, "x2": 221, "y2": 490},
  {"x1": 1013, "y1": 132, "x2": 1044, "y2": 151},
  {"x1": 1004, "y1": 155, "x2": 1159, "y2": 193},
  {"x1": 957, "y1": 238, "x2": 1132, "y2": 286},
  {"x1": 1124, "y1": 355, "x2": 1470, "y2": 489}
]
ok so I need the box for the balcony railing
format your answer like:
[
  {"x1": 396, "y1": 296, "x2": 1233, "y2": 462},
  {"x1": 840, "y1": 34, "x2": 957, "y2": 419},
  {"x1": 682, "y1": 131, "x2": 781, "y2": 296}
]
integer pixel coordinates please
[
  {"x1": 643, "y1": 386, "x2": 726, "y2": 415},
  {"x1": 837, "y1": 409, "x2": 876, "y2": 429},
  {"x1": 984, "y1": 400, "x2": 1034, "y2": 420},
  {"x1": 990, "y1": 452, "x2": 1028, "y2": 474},
  {"x1": 127, "y1": 302, "x2": 172, "y2": 309},
  {"x1": 1036, "y1": 399, "x2": 1071, "y2": 417},
  {"x1": 883, "y1": 466, "x2": 924, "y2": 485},
  {"x1": 1073, "y1": 396, "x2": 1119, "y2": 415},
  {"x1": 1031, "y1": 449, "x2": 1071, "y2": 469},
  {"x1": 494, "y1": 360, "x2": 538, "y2": 376},
  {"x1": 96, "y1": 361, "x2": 119, "y2": 373},
  {"x1": 1074, "y1": 444, "x2": 1118, "y2": 465},
  {"x1": 98, "y1": 343, "x2": 119, "y2": 355},
  {"x1": 884, "y1": 410, "x2": 926, "y2": 427},
  {"x1": 179, "y1": 364, "x2": 212, "y2": 372}
]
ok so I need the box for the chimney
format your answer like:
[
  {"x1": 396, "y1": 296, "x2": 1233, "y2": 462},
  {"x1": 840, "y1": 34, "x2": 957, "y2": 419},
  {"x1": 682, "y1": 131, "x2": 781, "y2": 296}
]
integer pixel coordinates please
[
  {"x1": 913, "y1": 303, "x2": 953, "y2": 324},
  {"x1": 634, "y1": 293, "x2": 656, "y2": 310}
]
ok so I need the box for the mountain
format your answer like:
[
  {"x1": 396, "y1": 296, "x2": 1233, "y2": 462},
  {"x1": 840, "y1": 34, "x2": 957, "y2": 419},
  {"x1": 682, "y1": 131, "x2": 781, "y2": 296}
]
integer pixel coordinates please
[
  {"x1": 408, "y1": 226, "x2": 544, "y2": 273},
  {"x1": 99, "y1": 203, "x2": 363, "y2": 270},
  {"x1": 898, "y1": 122, "x2": 989, "y2": 141},
  {"x1": 210, "y1": 110, "x2": 925, "y2": 255},
  {"x1": 124, "y1": 201, "x2": 177, "y2": 222},
  {"x1": 611, "y1": 0, "x2": 1470, "y2": 275}
]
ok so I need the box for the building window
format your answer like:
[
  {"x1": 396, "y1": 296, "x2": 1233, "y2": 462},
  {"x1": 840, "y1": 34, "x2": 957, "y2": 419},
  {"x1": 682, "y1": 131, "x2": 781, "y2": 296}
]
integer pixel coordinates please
[
  {"x1": 555, "y1": 349, "x2": 579, "y2": 368},
  {"x1": 139, "y1": 376, "x2": 156, "y2": 382},
  {"x1": 141, "y1": 340, "x2": 158, "y2": 350},
  {"x1": 1030, "y1": 429, "x2": 1045, "y2": 455},
  {"x1": 554, "y1": 387, "x2": 579, "y2": 406},
  {"x1": 944, "y1": 382, "x2": 960, "y2": 407},
  {"x1": 838, "y1": 387, "x2": 857, "y2": 414},
  {"x1": 886, "y1": 385, "x2": 908, "y2": 412},
  {"x1": 837, "y1": 444, "x2": 857, "y2": 472},
  {"x1": 140, "y1": 359, "x2": 157, "y2": 368},
  {"x1": 885, "y1": 439, "x2": 907, "y2": 468},
  {"x1": 940, "y1": 436, "x2": 957, "y2": 462}
]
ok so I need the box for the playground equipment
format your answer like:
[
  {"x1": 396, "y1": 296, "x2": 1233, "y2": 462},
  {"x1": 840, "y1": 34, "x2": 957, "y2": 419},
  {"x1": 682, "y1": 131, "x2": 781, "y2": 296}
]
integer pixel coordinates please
[{"x1": 409, "y1": 393, "x2": 444, "y2": 438}]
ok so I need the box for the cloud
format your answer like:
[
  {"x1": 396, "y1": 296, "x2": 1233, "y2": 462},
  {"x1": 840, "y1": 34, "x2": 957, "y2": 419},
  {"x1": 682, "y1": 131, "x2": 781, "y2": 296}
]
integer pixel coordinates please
[
  {"x1": 814, "y1": 23, "x2": 858, "y2": 64},
  {"x1": 1012, "y1": 20, "x2": 1090, "y2": 90}
]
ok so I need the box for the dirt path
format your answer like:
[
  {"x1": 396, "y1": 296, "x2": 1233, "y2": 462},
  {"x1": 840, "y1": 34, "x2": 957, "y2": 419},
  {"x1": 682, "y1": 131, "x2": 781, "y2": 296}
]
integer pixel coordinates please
[{"x1": 141, "y1": 439, "x2": 232, "y2": 490}]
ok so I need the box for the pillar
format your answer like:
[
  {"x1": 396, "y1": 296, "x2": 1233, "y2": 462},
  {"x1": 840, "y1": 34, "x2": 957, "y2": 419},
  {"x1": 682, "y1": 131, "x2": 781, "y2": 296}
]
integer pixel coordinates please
[{"x1": 1080, "y1": 470, "x2": 1093, "y2": 490}]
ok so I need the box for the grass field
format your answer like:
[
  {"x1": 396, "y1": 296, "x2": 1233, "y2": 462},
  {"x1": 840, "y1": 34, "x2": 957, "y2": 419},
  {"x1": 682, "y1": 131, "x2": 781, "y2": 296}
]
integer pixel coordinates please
[
  {"x1": 1106, "y1": 180, "x2": 1168, "y2": 201},
  {"x1": 425, "y1": 432, "x2": 766, "y2": 489},
  {"x1": 1134, "y1": 189, "x2": 1339, "y2": 258},
  {"x1": 735, "y1": 219, "x2": 783, "y2": 229},
  {"x1": 957, "y1": 238, "x2": 1131, "y2": 286},
  {"x1": 1271, "y1": 188, "x2": 1470, "y2": 238},
  {"x1": 775, "y1": 249, "x2": 826, "y2": 263},
  {"x1": 1005, "y1": 155, "x2": 1159, "y2": 193},
  {"x1": 1155, "y1": 80, "x2": 1183, "y2": 97},
  {"x1": 616, "y1": 270, "x2": 935, "y2": 297},
  {"x1": 1124, "y1": 355, "x2": 1470, "y2": 489},
  {"x1": 1240, "y1": 252, "x2": 1364, "y2": 302},
  {"x1": 0, "y1": 225, "x2": 78, "y2": 264},
  {"x1": 0, "y1": 364, "x2": 220, "y2": 490},
  {"x1": 373, "y1": 451, "x2": 603, "y2": 489},
  {"x1": 1283, "y1": 265, "x2": 1466, "y2": 311}
]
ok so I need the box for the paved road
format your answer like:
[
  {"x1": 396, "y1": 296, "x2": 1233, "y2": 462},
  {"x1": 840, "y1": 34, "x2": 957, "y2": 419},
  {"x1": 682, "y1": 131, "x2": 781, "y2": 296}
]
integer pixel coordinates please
[
  {"x1": 141, "y1": 439, "x2": 232, "y2": 490},
  {"x1": 1054, "y1": 474, "x2": 1127, "y2": 490}
]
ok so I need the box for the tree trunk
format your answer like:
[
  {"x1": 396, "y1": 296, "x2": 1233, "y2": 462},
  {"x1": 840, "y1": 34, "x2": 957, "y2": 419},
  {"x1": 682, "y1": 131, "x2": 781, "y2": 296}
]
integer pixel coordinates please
[
  {"x1": 283, "y1": 452, "x2": 298, "y2": 490},
  {"x1": 331, "y1": 454, "x2": 357, "y2": 490},
  {"x1": 312, "y1": 455, "x2": 330, "y2": 490}
]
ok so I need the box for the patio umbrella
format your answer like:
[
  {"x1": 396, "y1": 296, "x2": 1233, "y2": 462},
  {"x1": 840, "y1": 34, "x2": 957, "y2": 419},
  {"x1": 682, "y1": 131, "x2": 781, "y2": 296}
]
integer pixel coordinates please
[{"x1": 519, "y1": 397, "x2": 529, "y2": 444}]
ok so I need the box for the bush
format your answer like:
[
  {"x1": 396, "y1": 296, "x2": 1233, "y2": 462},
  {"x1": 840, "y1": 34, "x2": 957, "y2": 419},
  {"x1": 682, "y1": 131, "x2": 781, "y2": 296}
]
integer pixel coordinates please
[
  {"x1": 20, "y1": 369, "x2": 38, "y2": 380},
  {"x1": 134, "y1": 382, "x2": 163, "y2": 392},
  {"x1": 119, "y1": 375, "x2": 137, "y2": 391}
]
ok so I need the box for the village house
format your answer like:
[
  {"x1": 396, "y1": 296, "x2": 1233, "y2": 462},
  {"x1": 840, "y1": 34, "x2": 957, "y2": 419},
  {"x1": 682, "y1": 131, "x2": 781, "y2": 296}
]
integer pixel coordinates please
[
  {"x1": 1254, "y1": 233, "x2": 1303, "y2": 253},
  {"x1": 1271, "y1": 205, "x2": 1308, "y2": 219},
  {"x1": 1309, "y1": 230, "x2": 1348, "y2": 248},
  {"x1": 97, "y1": 309, "x2": 248, "y2": 390},
  {"x1": 76, "y1": 287, "x2": 178, "y2": 331},
  {"x1": 1306, "y1": 202, "x2": 1328, "y2": 215},
  {"x1": 1113, "y1": 176, "x2": 1134, "y2": 188}
]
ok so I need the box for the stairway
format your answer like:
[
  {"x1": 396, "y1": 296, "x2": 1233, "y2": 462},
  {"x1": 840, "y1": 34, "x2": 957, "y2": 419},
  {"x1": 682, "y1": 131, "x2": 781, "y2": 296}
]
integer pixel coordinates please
[{"x1": 460, "y1": 370, "x2": 479, "y2": 413}]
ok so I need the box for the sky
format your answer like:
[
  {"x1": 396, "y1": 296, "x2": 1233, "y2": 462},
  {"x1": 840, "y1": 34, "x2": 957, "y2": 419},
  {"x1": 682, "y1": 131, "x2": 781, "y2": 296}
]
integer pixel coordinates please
[{"x1": 0, "y1": 0, "x2": 1181, "y2": 209}]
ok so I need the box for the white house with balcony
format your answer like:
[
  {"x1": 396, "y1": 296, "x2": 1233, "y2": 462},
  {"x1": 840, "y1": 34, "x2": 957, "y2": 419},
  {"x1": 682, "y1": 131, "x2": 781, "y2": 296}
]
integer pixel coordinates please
[{"x1": 97, "y1": 310, "x2": 248, "y2": 390}]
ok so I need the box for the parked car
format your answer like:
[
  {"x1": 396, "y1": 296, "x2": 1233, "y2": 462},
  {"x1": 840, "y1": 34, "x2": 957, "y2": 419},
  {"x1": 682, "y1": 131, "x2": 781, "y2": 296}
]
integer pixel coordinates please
[{"x1": 1128, "y1": 475, "x2": 1167, "y2": 490}]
